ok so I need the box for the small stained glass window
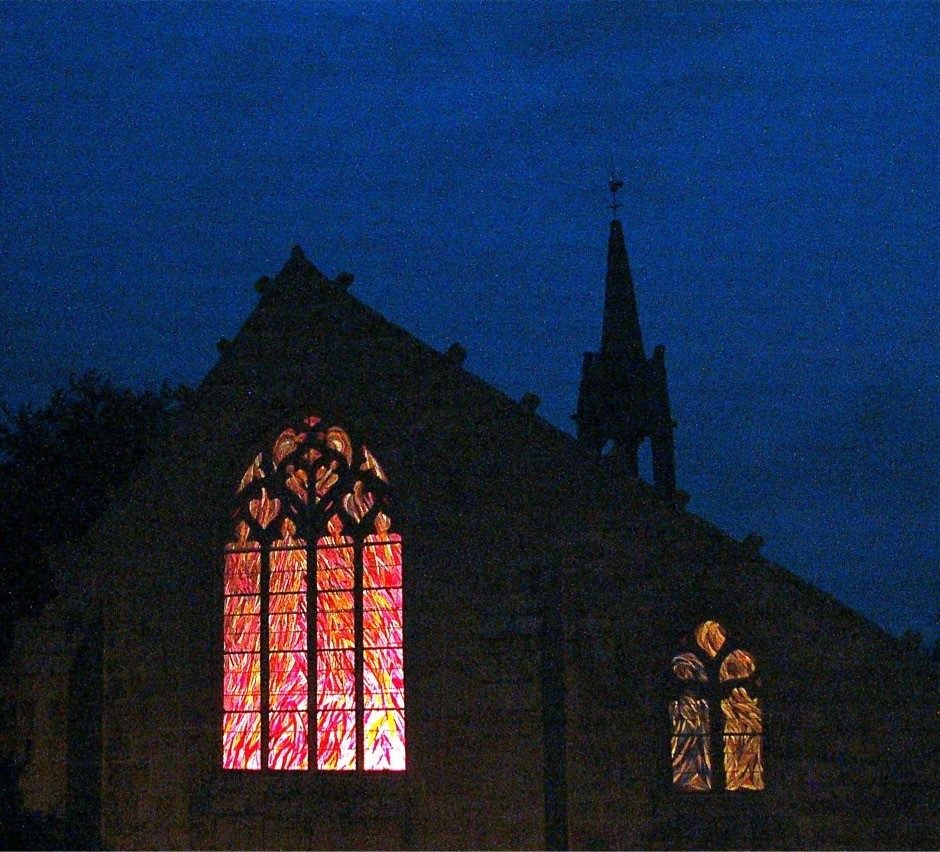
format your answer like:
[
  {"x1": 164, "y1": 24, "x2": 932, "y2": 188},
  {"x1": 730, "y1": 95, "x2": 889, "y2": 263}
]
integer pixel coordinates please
[{"x1": 670, "y1": 621, "x2": 764, "y2": 792}]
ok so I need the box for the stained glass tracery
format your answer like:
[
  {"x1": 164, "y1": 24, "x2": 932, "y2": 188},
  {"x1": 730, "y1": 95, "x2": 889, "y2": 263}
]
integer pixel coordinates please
[
  {"x1": 670, "y1": 621, "x2": 764, "y2": 792},
  {"x1": 222, "y1": 416, "x2": 405, "y2": 772}
]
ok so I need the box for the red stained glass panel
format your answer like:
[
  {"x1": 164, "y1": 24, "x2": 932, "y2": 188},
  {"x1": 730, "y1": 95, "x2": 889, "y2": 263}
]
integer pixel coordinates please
[
  {"x1": 269, "y1": 651, "x2": 308, "y2": 711},
  {"x1": 224, "y1": 599, "x2": 260, "y2": 653},
  {"x1": 224, "y1": 550, "x2": 260, "y2": 595},
  {"x1": 363, "y1": 536, "x2": 402, "y2": 588},
  {"x1": 222, "y1": 711, "x2": 261, "y2": 770},
  {"x1": 269, "y1": 610, "x2": 306, "y2": 651},
  {"x1": 269, "y1": 711, "x2": 308, "y2": 770}
]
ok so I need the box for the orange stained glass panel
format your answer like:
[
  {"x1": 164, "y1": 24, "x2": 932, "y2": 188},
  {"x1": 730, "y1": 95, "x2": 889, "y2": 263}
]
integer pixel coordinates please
[
  {"x1": 360, "y1": 446, "x2": 388, "y2": 483},
  {"x1": 364, "y1": 709, "x2": 405, "y2": 770},
  {"x1": 695, "y1": 621, "x2": 727, "y2": 658},
  {"x1": 317, "y1": 709, "x2": 356, "y2": 770},
  {"x1": 270, "y1": 547, "x2": 306, "y2": 593},
  {"x1": 316, "y1": 567, "x2": 354, "y2": 591},
  {"x1": 317, "y1": 610, "x2": 355, "y2": 649},
  {"x1": 285, "y1": 465, "x2": 309, "y2": 503},
  {"x1": 273, "y1": 428, "x2": 307, "y2": 466},
  {"x1": 316, "y1": 541, "x2": 354, "y2": 588},
  {"x1": 249, "y1": 487, "x2": 280, "y2": 529},
  {"x1": 319, "y1": 591, "x2": 354, "y2": 612},
  {"x1": 363, "y1": 588, "x2": 402, "y2": 610},
  {"x1": 223, "y1": 652, "x2": 260, "y2": 711},
  {"x1": 722, "y1": 687, "x2": 764, "y2": 791},
  {"x1": 719, "y1": 648, "x2": 756, "y2": 681},
  {"x1": 224, "y1": 601, "x2": 260, "y2": 653},
  {"x1": 222, "y1": 711, "x2": 261, "y2": 770},
  {"x1": 238, "y1": 453, "x2": 264, "y2": 494},
  {"x1": 269, "y1": 711, "x2": 308, "y2": 770},
  {"x1": 670, "y1": 697, "x2": 711, "y2": 791},
  {"x1": 343, "y1": 482, "x2": 375, "y2": 522},
  {"x1": 269, "y1": 609, "x2": 307, "y2": 651},
  {"x1": 269, "y1": 593, "x2": 305, "y2": 614},
  {"x1": 324, "y1": 426, "x2": 353, "y2": 465},
  {"x1": 672, "y1": 652, "x2": 707, "y2": 682}
]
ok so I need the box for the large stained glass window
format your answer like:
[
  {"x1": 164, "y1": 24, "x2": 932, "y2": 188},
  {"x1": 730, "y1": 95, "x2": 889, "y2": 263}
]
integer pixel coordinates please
[
  {"x1": 670, "y1": 621, "x2": 763, "y2": 792},
  {"x1": 222, "y1": 416, "x2": 405, "y2": 772}
]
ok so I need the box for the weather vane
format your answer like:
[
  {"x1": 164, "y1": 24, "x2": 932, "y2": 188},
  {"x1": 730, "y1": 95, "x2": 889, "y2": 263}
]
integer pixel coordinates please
[{"x1": 608, "y1": 163, "x2": 624, "y2": 215}]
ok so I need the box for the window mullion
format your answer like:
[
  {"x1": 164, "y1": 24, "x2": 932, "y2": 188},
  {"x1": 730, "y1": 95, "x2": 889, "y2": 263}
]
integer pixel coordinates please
[
  {"x1": 307, "y1": 536, "x2": 315, "y2": 772},
  {"x1": 354, "y1": 535, "x2": 365, "y2": 771},
  {"x1": 260, "y1": 546, "x2": 271, "y2": 771}
]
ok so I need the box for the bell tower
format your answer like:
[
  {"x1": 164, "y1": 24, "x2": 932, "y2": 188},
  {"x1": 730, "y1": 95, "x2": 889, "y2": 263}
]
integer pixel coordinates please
[{"x1": 574, "y1": 175, "x2": 677, "y2": 496}]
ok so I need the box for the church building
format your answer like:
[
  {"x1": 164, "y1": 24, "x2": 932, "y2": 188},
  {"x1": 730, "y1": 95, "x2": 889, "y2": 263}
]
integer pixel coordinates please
[{"x1": 10, "y1": 190, "x2": 937, "y2": 849}]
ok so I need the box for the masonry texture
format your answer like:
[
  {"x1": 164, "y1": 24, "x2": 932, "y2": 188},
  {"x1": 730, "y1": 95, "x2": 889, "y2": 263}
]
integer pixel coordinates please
[{"x1": 10, "y1": 236, "x2": 938, "y2": 850}]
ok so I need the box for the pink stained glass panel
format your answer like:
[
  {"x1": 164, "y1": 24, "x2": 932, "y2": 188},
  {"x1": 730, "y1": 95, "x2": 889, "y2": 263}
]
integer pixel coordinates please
[
  {"x1": 222, "y1": 711, "x2": 261, "y2": 770},
  {"x1": 363, "y1": 536, "x2": 402, "y2": 588},
  {"x1": 269, "y1": 609, "x2": 307, "y2": 652},
  {"x1": 317, "y1": 709, "x2": 356, "y2": 770},
  {"x1": 224, "y1": 550, "x2": 261, "y2": 595},
  {"x1": 269, "y1": 711, "x2": 308, "y2": 770},
  {"x1": 269, "y1": 651, "x2": 308, "y2": 711},
  {"x1": 223, "y1": 652, "x2": 261, "y2": 711},
  {"x1": 363, "y1": 607, "x2": 403, "y2": 648},
  {"x1": 317, "y1": 649, "x2": 355, "y2": 709},
  {"x1": 364, "y1": 648, "x2": 404, "y2": 708},
  {"x1": 364, "y1": 709, "x2": 406, "y2": 770},
  {"x1": 223, "y1": 601, "x2": 260, "y2": 653}
]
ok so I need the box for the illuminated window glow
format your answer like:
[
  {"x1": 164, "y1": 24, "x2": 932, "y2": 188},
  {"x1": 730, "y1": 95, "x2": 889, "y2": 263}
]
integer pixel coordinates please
[
  {"x1": 670, "y1": 621, "x2": 763, "y2": 792},
  {"x1": 222, "y1": 416, "x2": 405, "y2": 771}
]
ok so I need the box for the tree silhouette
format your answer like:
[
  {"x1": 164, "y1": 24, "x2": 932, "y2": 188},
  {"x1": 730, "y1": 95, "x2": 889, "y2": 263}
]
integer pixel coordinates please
[{"x1": 0, "y1": 370, "x2": 184, "y2": 661}]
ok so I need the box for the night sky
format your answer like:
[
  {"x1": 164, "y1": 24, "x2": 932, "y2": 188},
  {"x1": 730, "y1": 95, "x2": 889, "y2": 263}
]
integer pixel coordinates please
[{"x1": 2, "y1": 3, "x2": 937, "y2": 643}]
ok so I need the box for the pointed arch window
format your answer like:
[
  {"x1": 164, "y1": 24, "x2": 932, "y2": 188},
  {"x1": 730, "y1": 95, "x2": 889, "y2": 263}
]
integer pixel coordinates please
[
  {"x1": 670, "y1": 620, "x2": 764, "y2": 792},
  {"x1": 222, "y1": 415, "x2": 405, "y2": 771}
]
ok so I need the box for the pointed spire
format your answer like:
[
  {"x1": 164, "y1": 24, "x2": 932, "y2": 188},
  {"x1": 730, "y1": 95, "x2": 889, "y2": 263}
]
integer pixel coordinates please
[{"x1": 600, "y1": 216, "x2": 645, "y2": 365}]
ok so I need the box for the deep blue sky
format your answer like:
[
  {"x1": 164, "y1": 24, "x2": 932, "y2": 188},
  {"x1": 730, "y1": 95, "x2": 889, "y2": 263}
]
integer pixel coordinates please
[{"x1": 2, "y1": 3, "x2": 937, "y2": 642}]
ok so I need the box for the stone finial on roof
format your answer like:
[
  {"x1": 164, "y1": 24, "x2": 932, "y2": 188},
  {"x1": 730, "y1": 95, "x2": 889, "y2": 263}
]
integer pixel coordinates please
[
  {"x1": 444, "y1": 342, "x2": 467, "y2": 367},
  {"x1": 520, "y1": 392, "x2": 541, "y2": 414}
]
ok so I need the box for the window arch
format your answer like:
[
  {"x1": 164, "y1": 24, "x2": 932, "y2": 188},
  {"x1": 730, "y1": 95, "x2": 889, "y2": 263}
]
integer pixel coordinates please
[
  {"x1": 669, "y1": 620, "x2": 763, "y2": 791},
  {"x1": 222, "y1": 415, "x2": 405, "y2": 771}
]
